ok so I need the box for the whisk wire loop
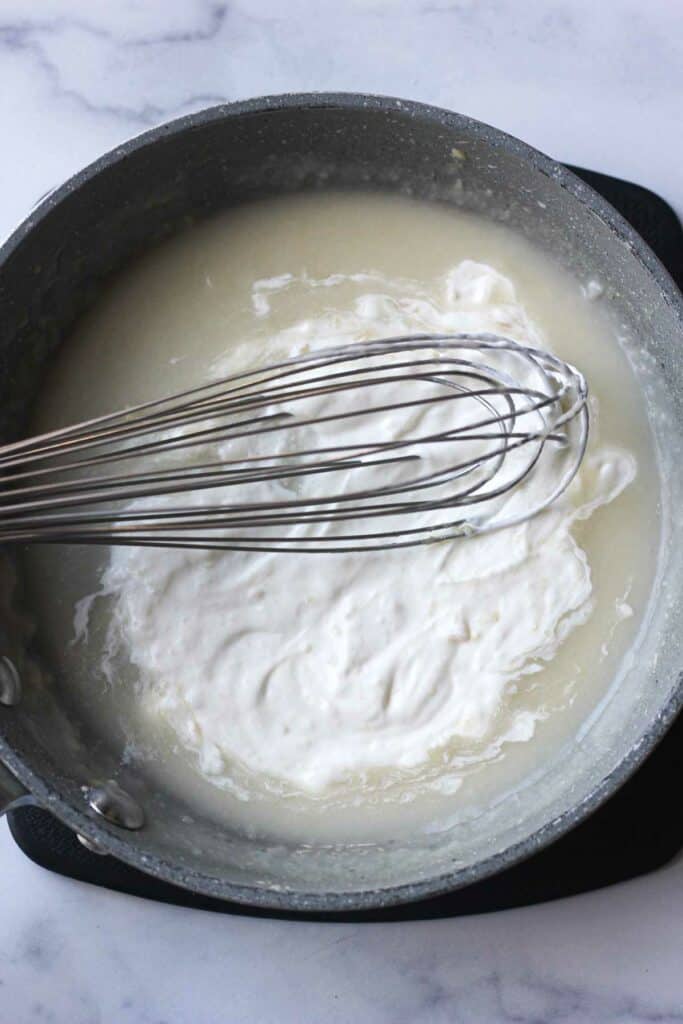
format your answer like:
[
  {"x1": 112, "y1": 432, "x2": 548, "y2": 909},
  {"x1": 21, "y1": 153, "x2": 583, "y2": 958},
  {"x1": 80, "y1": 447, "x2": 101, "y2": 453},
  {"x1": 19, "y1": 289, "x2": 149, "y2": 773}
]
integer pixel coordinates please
[{"x1": 0, "y1": 334, "x2": 588, "y2": 552}]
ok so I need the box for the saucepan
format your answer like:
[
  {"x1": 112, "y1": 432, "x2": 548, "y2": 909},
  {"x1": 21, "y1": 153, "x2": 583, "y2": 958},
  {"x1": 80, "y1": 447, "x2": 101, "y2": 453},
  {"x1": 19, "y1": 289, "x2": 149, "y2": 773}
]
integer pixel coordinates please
[{"x1": 0, "y1": 93, "x2": 681, "y2": 912}]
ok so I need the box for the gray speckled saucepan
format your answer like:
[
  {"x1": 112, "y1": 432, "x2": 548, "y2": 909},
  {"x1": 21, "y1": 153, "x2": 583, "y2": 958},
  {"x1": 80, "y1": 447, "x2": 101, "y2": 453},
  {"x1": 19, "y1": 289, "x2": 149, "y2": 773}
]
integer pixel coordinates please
[{"x1": 0, "y1": 93, "x2": 682, "y2": 912}]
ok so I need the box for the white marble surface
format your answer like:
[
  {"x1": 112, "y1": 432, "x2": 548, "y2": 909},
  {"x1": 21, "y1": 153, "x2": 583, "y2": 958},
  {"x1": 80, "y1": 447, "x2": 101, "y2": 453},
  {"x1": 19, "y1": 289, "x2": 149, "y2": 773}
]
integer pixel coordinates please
[{"x1": 0, "y1": 1, "x2": 682, "y2": 1021}]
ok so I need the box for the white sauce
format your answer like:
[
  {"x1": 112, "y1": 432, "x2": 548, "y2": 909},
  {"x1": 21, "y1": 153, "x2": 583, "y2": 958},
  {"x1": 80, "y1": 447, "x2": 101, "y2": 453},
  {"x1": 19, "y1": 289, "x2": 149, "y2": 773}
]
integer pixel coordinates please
[
  {"x1": 88, "y1": 261, "x2": 634, "y2": 793},
  {"x1": 25, "y1": 192, "x2": 658, "y2": 841}
]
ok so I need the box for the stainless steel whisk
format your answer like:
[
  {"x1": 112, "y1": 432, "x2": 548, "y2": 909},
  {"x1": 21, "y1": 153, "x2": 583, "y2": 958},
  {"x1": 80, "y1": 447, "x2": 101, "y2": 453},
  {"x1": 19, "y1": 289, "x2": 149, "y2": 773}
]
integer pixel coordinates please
[{"x1": 0, "y1": 333, "x2": 588, "y2": 554}]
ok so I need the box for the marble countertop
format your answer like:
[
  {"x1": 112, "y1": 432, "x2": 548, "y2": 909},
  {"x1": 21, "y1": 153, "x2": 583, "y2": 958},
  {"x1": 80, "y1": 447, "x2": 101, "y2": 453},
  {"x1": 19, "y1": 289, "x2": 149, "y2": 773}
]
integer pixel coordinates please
[{"x1": 0, "y1": 2, "x2": 682, "y2": 1021}]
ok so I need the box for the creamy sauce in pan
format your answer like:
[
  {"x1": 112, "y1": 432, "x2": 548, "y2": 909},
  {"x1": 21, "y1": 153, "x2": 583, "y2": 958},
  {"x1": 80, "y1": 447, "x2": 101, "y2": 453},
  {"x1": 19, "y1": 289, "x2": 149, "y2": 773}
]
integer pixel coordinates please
[{"x1": 23, "y1": 192, "x2": 659, "y2": 843}]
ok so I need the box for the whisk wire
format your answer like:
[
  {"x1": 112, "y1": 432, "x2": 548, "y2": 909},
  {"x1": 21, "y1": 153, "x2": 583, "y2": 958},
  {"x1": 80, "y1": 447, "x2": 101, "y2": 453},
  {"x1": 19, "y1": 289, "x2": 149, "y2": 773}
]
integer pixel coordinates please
[{"x1": 0, "y1": 333, "x2": 588, "y2": 552}]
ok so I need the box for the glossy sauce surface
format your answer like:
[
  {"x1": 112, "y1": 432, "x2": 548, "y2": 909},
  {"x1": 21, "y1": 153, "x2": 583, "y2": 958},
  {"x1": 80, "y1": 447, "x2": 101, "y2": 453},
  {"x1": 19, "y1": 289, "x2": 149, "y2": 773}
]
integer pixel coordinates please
[{"x1": 23, "y1": 192, "x2": 659, "y2": 843}]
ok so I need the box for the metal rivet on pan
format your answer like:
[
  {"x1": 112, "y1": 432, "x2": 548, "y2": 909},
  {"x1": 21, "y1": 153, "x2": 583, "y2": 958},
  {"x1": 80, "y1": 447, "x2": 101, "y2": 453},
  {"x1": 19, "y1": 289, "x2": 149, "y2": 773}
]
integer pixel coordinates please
[
  {"x1": 0, "y1": 657, "x2": 22, "y2": 707},
  {"x1": 86, "y1": 780, "x2": 145, "y2": 831},
  {"x1": 77, "y1": 833, "x2": 109, "y2": 855}
]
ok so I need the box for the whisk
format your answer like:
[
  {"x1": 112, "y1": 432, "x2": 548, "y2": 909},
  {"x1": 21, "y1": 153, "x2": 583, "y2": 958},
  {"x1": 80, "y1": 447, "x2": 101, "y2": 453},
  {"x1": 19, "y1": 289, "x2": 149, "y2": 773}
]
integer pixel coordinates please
[{"x1": 0, "y1": 333, "x2": 588, "y2": 554}]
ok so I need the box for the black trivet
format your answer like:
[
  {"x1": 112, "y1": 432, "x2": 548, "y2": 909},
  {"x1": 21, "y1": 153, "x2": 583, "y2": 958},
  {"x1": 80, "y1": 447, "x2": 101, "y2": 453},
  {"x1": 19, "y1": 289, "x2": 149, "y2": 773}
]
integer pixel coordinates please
[{"x1": 8, "y1": 167, "x2": 683, "y2": 922}]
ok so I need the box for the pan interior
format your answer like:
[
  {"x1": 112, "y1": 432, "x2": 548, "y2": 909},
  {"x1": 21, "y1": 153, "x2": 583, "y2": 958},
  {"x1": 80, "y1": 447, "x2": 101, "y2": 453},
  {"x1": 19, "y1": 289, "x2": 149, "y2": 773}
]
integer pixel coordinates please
[{"x1": 0, "y1": 99, "x2": 681, "y2": 906}]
